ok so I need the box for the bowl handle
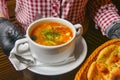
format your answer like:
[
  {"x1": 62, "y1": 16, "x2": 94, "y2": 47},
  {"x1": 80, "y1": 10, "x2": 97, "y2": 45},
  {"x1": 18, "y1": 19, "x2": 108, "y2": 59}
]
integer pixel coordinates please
[
  {"x1": 74, "y1": 24, "x2": 83, "y2": 37},
  {"x1": 14, "y1": 38, "x2": 29, "y2": 53}
]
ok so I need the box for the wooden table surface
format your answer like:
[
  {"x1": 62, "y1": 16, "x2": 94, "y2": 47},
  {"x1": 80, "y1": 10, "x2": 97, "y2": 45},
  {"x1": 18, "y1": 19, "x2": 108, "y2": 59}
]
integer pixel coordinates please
[
  {"x1": 2, "y1": 0, "x2": 120, "y2": 80},
  {"x1": 0, "y1": 21, "x2": 109, "y2": 80}
]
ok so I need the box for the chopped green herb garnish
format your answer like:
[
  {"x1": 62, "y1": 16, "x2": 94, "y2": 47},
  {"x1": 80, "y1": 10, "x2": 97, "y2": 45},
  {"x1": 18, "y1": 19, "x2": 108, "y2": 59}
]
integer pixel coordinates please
[{"x1": 41, "y1": 29, "x2": 60, "y2": 41}]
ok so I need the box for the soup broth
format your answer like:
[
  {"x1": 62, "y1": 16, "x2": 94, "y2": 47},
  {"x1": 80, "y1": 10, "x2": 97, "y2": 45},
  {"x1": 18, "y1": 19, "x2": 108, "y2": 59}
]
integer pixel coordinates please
[{"x1": 30, "y1": 21, "x2": 73, "y2": 46}]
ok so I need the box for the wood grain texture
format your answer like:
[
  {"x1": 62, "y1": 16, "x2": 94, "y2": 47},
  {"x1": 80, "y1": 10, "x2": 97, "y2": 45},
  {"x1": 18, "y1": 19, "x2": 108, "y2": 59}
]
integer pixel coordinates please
[{"x1": 0, "y1": 47, "x2": 24, "y2": 80}]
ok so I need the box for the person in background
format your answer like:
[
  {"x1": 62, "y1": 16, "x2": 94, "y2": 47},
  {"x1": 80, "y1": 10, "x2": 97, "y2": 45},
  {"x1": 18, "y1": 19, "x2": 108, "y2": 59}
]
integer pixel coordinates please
[{"x1": 0, "y1": 0, "x2": 120, "y2": 56}]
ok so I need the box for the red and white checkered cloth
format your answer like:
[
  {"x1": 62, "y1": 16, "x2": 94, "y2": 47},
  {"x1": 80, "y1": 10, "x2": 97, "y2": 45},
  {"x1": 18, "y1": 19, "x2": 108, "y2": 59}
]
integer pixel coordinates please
[
  {"x1": 0, "y1": 0, "x2": 9, "y2": 19},
  {"x1": 94, "y1": 3, "x2": 120, "y2": 35},
  {"x1": 1, "y1": 0, "x2": 120, "y2": 35}
]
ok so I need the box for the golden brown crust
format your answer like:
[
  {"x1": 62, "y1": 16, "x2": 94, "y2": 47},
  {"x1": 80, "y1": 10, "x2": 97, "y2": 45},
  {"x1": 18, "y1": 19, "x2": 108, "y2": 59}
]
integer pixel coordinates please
[
  {"x1": 96, "y1": 63, "x2": 109, "y2": 80},
  {"x1": 74, "y1": 39, "x2": 120, "y2": 80},
  {"x1": 87, "y1": 62, "x2": 102, "y2": 80},
  {"x1": 110, "y1": 69, "x2": 120, "y2": 80}
]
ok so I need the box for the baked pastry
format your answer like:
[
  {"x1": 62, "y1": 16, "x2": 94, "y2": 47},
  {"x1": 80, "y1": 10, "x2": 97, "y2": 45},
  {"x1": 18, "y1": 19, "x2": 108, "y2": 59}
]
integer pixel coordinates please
[
  {"x1": 74, "y1": 39, "x2": 120, "y2": 80},
  {"x1": 87, "y1": 44, "x2": 120, "y2": 80},
  {"x1": 87, "y1": 62, "x2": 101, "y2": 80}
]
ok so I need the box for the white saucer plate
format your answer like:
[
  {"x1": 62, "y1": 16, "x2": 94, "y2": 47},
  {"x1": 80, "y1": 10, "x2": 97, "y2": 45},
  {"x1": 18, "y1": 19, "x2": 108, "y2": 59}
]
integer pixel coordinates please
[{"x1": 28, "y1": 37, "x2": 87, "y2": 76}]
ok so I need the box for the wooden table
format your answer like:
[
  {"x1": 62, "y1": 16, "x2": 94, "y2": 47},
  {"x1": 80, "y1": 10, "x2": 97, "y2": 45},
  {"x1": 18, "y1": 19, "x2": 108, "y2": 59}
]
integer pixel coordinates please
[
  {"x1": 2, "y1": 0, "x2": 120, "y2": 79},
  {"x1": 0, "y1": 22, "x2": 109, "y2": 80}
]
